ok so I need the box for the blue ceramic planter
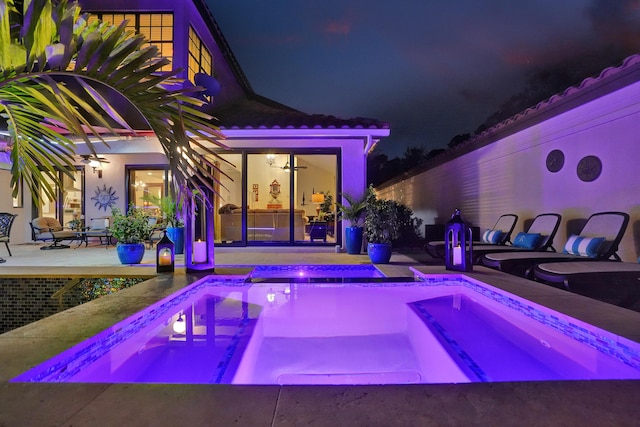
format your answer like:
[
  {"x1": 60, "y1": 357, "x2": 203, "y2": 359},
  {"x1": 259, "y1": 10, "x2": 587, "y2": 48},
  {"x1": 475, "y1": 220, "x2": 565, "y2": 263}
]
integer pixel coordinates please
[
  {"x1": 166, "y1": 227, "x2": 184, "y2": 254},
  {"x1": 367, "y1": 242, "x2": 392, "y2": 264},
  {"x1": 116, "y1": 243, "x2": 146, "y2": 264},
  {"x1": 345, "y1": 226, "x2": 363, "y2": 254}
]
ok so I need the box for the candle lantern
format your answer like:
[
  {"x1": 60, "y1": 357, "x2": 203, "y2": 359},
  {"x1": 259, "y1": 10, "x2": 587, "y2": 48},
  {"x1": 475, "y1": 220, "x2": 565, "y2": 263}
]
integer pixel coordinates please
[
  {"x1": 185, "y1": 187, "x2": 215, "y2": 273},
  {"x1": 156, "y1": 231, "x2": 175, "y2": 273},
  {"x1": 444, "y1": 209, "x2": 473, "y2": 272}
]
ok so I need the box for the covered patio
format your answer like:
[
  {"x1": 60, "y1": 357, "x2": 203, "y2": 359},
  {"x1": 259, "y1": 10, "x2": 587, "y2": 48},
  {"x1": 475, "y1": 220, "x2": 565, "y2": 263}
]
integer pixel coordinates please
[{"x1": 1, "y1": 244, "x2": 639, "y2": 425}]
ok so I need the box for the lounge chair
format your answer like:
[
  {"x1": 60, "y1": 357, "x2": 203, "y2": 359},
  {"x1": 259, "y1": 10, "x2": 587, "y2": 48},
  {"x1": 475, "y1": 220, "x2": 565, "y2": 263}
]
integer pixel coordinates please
[
  {"x1": 30, "y1": 217, "x2": 79, "y2": 250},
  {"x1": 471, "y1": 213, "x2": 561, "y2": 262},
  {"x1": 425, "y1": 213, "x2": 518, "y2": 258},
  {"x1": 482, "y1": 211, "x2": 629, "y2": 278},
  {"x1": 533, "y1": 260, "x2": 640, "y2": 308}
]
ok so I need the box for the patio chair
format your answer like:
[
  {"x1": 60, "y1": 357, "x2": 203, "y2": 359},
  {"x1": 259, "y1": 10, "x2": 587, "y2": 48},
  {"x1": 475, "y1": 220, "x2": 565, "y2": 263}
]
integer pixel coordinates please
[
  {"x1": 470, "y1": 213, "x2": 561, "y2": 263},
  {"x1": 0, "y1": 212, "x2": 17, "y2": 257},
  {"x1": 533, "y1": 259, "x2": 640, "y2": 308},
  {"x1": 425, "y1": 213, "x2": 518, "y2": 258},
  {"x1": 482, "y1": 211, "x2": 630, "y2": 278},
  {"x1": 145, "y1": 216, "x2": 165, "y2": 248},
  {"x1": 30, "y1": 217, "x2": 78, "y2": 250}
]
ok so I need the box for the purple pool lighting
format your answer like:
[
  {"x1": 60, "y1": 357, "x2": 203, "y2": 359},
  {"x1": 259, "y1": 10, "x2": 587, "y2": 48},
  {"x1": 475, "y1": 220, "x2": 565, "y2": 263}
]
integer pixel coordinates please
[{"x1": 12, "y1": 270, "x2": 640, "y2": 385}]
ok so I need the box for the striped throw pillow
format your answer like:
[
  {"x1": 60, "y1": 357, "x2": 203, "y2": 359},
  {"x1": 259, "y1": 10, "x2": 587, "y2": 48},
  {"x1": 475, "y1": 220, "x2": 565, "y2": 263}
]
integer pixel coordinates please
[
  {"x1": 482, "y1": 229, "x2": 503, "y2": 244},
  {"x1": 563, "y1": 235, "x2": 605, "y2": 258}
]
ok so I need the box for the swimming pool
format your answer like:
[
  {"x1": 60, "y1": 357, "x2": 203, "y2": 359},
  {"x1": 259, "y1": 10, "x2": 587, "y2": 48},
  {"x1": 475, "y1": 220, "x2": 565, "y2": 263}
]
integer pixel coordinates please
[{"x1": 12, "y1": 267, "x2": 640, "y2": 384}]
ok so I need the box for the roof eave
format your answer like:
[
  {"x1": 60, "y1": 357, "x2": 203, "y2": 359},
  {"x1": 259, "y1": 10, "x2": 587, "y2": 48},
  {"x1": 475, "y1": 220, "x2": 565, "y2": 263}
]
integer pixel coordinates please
[{"x1": 220, "y1": 127, "x2": 390, "y2": 139}]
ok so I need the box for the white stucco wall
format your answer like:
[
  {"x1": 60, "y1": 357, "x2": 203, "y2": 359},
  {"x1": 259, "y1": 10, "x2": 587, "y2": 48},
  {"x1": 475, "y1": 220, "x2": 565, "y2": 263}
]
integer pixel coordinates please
[{"x1": 378, "y1": 80, "x2": 640, "y2": 262}]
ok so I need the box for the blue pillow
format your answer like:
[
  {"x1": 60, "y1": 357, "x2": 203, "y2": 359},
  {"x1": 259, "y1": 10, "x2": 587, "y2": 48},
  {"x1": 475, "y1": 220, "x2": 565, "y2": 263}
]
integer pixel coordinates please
[
  {"x1": 513, "y1": 232, "x2": 542, "y2": 249},
  {"x1": 482, "y1": 229, "x2": 503, "y2": 244},
  {"x1": 562, "y1": 235, "x2": 605, "y2": 258}
]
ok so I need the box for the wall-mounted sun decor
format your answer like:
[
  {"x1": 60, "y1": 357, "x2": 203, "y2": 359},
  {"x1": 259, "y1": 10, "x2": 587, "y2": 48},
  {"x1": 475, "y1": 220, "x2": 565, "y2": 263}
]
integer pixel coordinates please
[{"x1": 91, "y1": 185, "x2": 119, "y2": 211}]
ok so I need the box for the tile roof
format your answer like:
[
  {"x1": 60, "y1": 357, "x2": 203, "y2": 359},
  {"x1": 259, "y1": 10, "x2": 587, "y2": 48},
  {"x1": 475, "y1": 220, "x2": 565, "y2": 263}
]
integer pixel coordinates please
[
  {"x1": 463, "y1": 54, "x2": 640, "y2": 148},
  {"x1": 208, "y1": 95, "x2": 390, "y2": 131}
]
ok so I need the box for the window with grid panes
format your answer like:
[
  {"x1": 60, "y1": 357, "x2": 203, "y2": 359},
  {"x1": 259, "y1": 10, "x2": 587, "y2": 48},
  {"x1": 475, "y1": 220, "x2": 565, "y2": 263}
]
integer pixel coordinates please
[
  {"x1": 90, "y1": 12, "x2": 173, "y2": 71},
  {"x1": 188, "y1": 26, "x2": 213, "y2": 85}
]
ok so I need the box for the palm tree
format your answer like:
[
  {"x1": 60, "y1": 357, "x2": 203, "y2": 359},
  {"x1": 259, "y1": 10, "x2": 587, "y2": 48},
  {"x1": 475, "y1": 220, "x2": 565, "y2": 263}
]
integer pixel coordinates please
[{"x1": 0, "y1": 0, "x2": 227, "y2": 210}]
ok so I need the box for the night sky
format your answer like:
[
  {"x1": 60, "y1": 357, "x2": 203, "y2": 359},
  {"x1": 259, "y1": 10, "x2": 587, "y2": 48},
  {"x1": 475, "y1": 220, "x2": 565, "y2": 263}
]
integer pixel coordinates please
[{"x1": 207, "y1": 1, "x2": 640, "y2": 158}]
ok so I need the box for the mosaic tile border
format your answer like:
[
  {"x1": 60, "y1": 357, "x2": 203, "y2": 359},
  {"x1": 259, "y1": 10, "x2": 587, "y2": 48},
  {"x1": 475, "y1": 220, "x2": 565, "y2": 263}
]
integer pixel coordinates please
[
  {"x1": 245, "y1": 264, "x2": 385, "y2": 279},
  {"x1": 413, "y1": 271, "x2": 640, "y2": 371},
  {"x1": 410, "y1": 301, "x2": 490, "y2": 382}
]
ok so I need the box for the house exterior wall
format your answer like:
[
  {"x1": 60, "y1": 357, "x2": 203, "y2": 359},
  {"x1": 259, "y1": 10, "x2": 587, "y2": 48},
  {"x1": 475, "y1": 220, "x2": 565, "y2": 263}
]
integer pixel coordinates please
[
  {"x1": 79, "y1": 0, "x2": 246, "y2": 104},
  {"x1": 377, "y1": 80, "x2": 640, "y2": 262}
]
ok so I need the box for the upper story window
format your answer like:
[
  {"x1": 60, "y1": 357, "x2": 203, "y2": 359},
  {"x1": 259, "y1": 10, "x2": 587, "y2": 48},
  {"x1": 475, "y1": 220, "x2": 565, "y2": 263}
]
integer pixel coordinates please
[
  {"x1": 90, "y1": 13, "x2": 174, "y2": 71},
  {"x1": 188, "y1": 26, "x2": 213, "y2": 84}
]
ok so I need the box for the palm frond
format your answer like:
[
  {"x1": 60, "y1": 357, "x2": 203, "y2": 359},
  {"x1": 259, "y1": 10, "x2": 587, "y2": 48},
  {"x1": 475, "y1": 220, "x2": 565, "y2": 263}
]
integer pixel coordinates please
[{"x1": 0, "y1": 0, "x2": 228, "y2": 209}]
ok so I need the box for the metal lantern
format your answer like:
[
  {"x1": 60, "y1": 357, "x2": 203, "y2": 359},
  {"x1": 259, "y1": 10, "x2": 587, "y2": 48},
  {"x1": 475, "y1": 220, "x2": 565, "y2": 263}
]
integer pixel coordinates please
[
  {"x1": 444, "y1": 209, "x2": 473, "y2": 272},
  {"x1": 185, "y1": 187, "x2": 215, "y2": 273},
  {"x1": 156, "y1": 231, "x2": 175, "y2": 273}
]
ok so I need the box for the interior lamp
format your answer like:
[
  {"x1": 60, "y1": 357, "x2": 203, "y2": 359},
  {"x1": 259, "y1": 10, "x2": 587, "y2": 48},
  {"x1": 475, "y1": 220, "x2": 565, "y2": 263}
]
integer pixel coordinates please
[
  {"x1": 311, "y1": 192, "x2": 325, "y2": 215},
  {"x1": 156, "y1": 231, "x2": 175, "y2": 273}
]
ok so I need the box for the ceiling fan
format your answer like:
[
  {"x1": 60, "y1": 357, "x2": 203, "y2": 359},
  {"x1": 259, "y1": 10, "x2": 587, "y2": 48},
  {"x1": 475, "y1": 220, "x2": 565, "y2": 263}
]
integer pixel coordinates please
[
  {"x1": 79, "y1": 154, "x2": 110, "y2": 164},
  {"x1": 282, "y1": 161, "x2": 307, "y2": 172}
]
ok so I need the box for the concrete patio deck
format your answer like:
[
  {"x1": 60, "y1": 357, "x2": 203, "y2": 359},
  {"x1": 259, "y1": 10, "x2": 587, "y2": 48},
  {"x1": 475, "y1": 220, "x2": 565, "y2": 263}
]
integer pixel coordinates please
[{"x1": 1, "y1": 243, "x2": 639, "y2": 426}]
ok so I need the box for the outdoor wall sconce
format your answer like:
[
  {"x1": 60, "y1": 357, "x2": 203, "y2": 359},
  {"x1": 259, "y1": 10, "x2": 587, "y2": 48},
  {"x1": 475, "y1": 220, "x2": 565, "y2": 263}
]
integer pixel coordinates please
[
  {"x1": 89, "y1": 160, "x2": 102, "y2": 178},
  {"x1": 444, "y1": 208, "x2": 473, "y2": 272},
  {"x1": 156, "y1": 231, "x2": 175, "y2": 273}
]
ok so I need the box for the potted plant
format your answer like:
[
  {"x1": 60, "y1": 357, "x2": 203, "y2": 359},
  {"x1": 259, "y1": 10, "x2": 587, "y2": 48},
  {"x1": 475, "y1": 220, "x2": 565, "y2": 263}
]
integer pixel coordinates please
[
  {"x1": 364, "y1": 193, "x2": 400, "y2": 264},
  {"x1": 142, "y1": 194, "x2": 185, "y2": 254},
  {"x1": 336, "y1": 186, "x2": 372, "y2": 254},
  {"x1": 110, "y1": 206, "x2": 154, "y2": 264}
]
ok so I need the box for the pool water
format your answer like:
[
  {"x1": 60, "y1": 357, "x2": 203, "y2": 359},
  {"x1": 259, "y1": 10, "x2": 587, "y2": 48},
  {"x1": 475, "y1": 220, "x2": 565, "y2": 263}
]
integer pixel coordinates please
[{"x1": 12, "y1": 269, "x2": 640, "y2": 384}]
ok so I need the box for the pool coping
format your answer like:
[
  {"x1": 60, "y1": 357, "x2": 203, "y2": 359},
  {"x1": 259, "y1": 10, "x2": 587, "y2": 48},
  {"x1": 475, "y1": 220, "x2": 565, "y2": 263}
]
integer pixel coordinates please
[{"x1": 1, "y1": 262, "x2": 640, "y2": 425}]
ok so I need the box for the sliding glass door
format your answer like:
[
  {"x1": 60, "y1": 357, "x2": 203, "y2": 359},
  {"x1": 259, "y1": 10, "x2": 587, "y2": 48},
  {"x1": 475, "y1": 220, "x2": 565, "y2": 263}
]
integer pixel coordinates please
[
  {"x1": 212, "y1": 150, "x2": 338, "y2": 245},
  {"x1": 213, "y1": 152, "x2": 243, "y2": 244},
  {"x1": 37, "y1": 168, "x2": 85, "y2": 228}
]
